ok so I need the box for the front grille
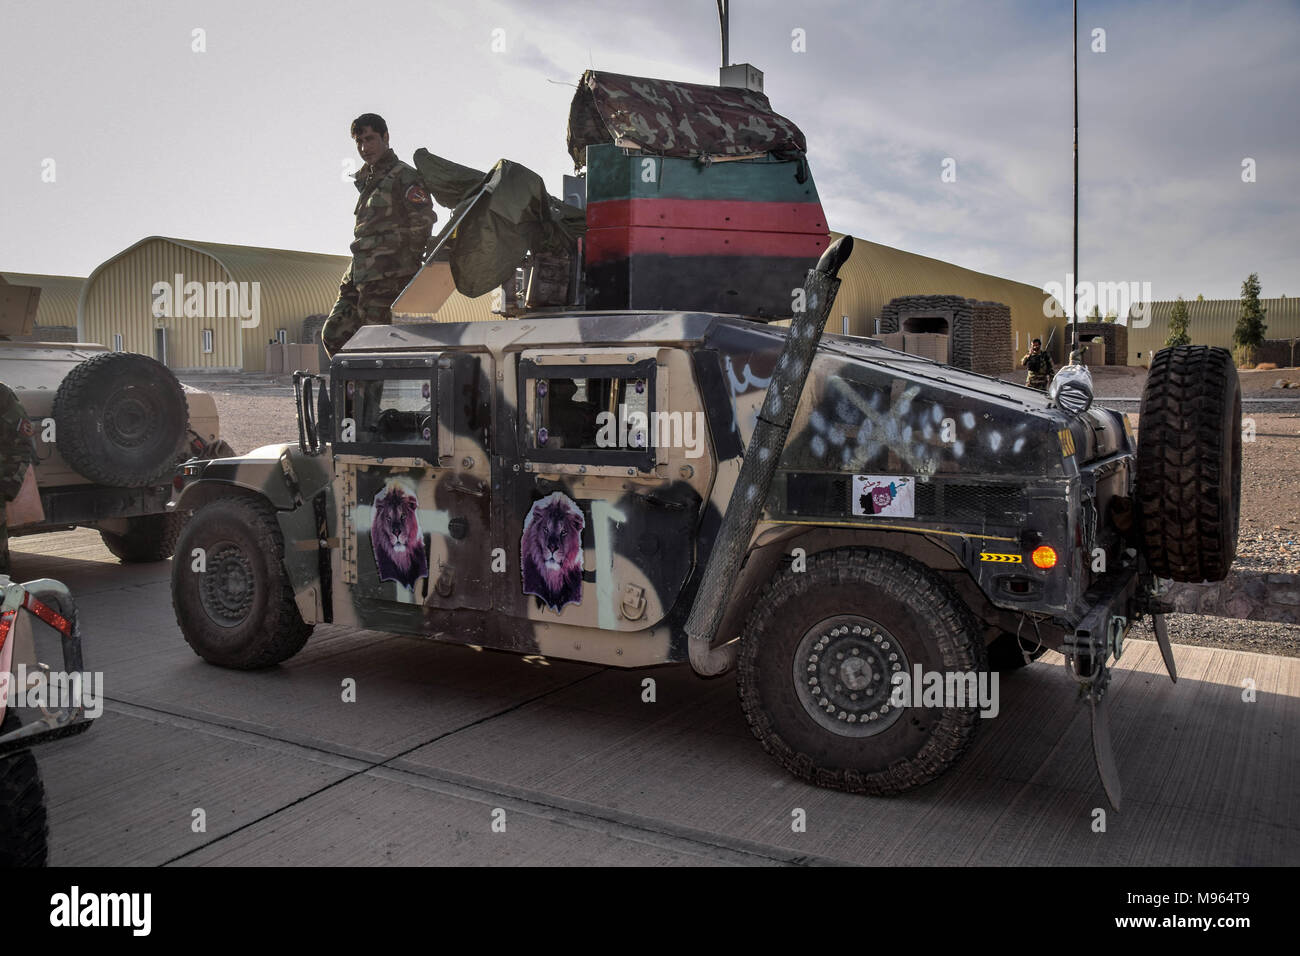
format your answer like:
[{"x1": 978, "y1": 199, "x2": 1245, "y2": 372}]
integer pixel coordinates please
[{"x1": 918, "y1": 483, "x2": 1023, "y2": 522}]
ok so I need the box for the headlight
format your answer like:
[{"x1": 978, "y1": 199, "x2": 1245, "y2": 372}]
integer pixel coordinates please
[{"x1": 1049, "y1": 363, "x2": 1094, "y2": 415}]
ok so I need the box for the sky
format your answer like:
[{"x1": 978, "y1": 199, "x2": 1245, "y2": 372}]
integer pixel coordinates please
[{"x1": 2, "y1": 0, "x2": 1297, "y2": 303}]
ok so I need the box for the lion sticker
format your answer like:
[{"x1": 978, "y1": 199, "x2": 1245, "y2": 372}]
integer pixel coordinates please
[
  {"x1": 371, "y1": 477, "x2": 429, "y2": 591},
  {"x1": 521, "y1": 492, "x2": 585, "y2": 612}
]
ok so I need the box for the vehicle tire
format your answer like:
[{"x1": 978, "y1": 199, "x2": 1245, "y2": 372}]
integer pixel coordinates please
[
  {"x1": 1136, "y1": 345, "x2": 1242, "y2": 582},
  {"x1": 53, "y1": 352, "x2": 188, "y2": 488},
  {"x1": 736, "y1": 548, "x2": 988, "y2": 795},
  {"x1": 99, "y1": 512, "x2": 186, "y2": 563},
  {"x1": 0, "y1": 710, "x2": 50, "y2": 867},
  {"x1": 170, "y1": 495, "x2": 313, "y2": 669},
  {"x1": 986, "y1": 631, "x2": 1047, "y2": 671}
]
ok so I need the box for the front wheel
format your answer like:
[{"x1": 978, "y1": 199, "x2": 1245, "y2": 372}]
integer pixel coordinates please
[
  {"x1": 170, "y1": 495, "x2": 313, "y2": 669},
  {"x1": 737, "y1": 548, "x2": 988, "y2": 795}
]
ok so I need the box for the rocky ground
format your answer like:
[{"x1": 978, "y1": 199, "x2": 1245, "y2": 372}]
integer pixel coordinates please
[{"x1": 188, "y1": 369, "x2": 1300, "y2": 656}]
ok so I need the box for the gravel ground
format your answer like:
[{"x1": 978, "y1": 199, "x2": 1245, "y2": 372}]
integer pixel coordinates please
[
  {"x1": 1131, "y1": 613, "x2": 1299, "y2": 658},
  {"x1": 186, "y1": 369, "x2": 1300, "y2": 658},
  {"x1": 195, "y1": 380, "x2": 298, "y2": 453}
]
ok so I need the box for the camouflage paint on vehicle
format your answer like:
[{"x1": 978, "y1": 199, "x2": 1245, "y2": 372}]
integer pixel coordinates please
[{"x1": 175, "y1": 309, "x2": 1135, "y2": 669}]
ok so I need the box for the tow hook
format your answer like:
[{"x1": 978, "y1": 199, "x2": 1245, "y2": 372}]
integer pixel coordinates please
[{"x1": 1107, "y1": 615, "x2": 1127, "y2": 662}]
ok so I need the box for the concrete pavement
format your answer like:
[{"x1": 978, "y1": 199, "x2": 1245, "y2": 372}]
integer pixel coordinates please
[{"x1": 9, "y1": 529, "x2": 1298, "y2": 866}]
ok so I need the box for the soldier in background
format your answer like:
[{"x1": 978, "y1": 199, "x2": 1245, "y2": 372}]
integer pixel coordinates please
[
  {"x1": 1021, "y1": 337, "x2": 1055, "y2": 390},
  {"x1": 323, "y1": 113, "x2": 438, "y2": 357},
  {"x1": 0, "y1": 382, "x2": 36, "y2": 576}
]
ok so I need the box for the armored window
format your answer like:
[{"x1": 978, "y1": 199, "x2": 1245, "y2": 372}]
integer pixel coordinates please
[
  {"x1": 532, "y1": 376, "x2": 649, "y2": 451},
  {"x1": 201, "y1": 329, "x2": 214, "y2": 354},
  {"x1": 277, "y1": 329, "x2": 288, "y2": 346},
  {"x1": 518, "y1": 356, "x2": 656, "y2": 471},
  {"x1": 112, "y1": 333, "x2": 123, "y2": 352},
  {"x1": 343, "y1": 377, "x2": 434, "y2": 452}
]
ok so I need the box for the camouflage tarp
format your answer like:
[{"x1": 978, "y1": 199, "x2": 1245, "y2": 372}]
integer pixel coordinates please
[
  {"x1": 566, "y1": 70, "x2": 808, "y2": 167},
  {"x1": 412, "y1": 150, "x2": 586, "y2": 299}
]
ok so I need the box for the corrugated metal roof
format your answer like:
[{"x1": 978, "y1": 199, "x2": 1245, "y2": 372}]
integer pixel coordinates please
[
  {"x1": 81, "y1": 235, "x2": 350, "y2": 325},
  {"x1": 1, "y1": 271, "x2": 86, "y2": 329},
  {"x1": 1125, "y1": 297, "x2": 1300, "y2": 361},
  {"x1": 79, "y1": 237, "x2": 353, "y2": 371},
  {"x1": 828, "y1": 233, "x2": 1062, "y2": 346}
]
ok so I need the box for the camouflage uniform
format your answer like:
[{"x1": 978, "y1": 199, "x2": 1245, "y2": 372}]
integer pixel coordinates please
[
  {"x1": 1021, "y1": 349, "x2": 1055, "y2": 390},
  {"x1": 324, "y1": 149, "x2": 437, "y2": 357},
  {"x1": 0, "y1": 383, "x2": 36, "y2": 575}
]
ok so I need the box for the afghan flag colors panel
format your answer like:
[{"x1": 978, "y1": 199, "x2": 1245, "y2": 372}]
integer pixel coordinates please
[
  {"x1": 582, "y1": 145, "x2": 830, "y2": 318},
  {"x1": 584, "y1": 144, "x2": 821, "y2": 204}
]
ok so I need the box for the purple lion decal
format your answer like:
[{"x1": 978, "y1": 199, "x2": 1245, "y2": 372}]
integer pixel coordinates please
[
  {"x1": 371, "y1": 478, "x2": 428, "y2": 590},
  {"x1": 521, "y1": 492, "x2": 585, "y2": 612}
]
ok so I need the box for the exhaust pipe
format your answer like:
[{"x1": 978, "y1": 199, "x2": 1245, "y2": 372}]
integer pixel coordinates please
[{"x1": 686, "y1": 236, "x2": 855, "y2": 676}]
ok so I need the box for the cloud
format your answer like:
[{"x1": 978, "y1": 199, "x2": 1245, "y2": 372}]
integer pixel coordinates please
[{"x1": 0, "y1": 0, "x2": 1295, "y2": 300}]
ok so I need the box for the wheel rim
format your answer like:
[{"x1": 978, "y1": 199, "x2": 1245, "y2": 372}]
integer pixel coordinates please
[
  {"x1": 199, "y1": 544, "x2": 256, "y2": 626},
  {"x1": 103, "y1": 385, "x2": 157, "y2": 450},
  {"x1": 792, "y1": 614, "x2": 910, "y2": 738}
]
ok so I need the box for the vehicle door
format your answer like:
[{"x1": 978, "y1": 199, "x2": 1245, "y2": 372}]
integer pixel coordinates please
[
  {"x1": 501, "y1": 346, "x2": 712, "y2": 632},
  {"x1": 332, "y1": 351, "x2": 493, "y2": 634}
]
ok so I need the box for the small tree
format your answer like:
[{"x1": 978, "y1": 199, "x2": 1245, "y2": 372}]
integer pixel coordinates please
[
  {"x1": 1234, "y1": 273, "x2": 1268, "y2": 366},
  {"x1": 1196, "y1": 293, "x2": 1204, "y2": 301},
  {"x1": 1165, "y1": 296, "x2": 1190, "y2": 347},
  {"x1": 1103, "y1": 310, "x2": 1118, "y2": 324},
  {"x1": 1087, "y1": 304, "x2": 1102, "y2": 321}
]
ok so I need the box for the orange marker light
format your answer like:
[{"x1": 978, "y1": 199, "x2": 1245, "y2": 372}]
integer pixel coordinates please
[{"x1": 1032, "y1": 546, "x2": 1058, "y2": 569}]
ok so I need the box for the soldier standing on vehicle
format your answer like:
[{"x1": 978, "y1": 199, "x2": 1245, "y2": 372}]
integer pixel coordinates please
[
  {"x1": 323, "y1": 113, "x2": 438, "y2": 357},
  {"x1": 1021, "y1": 337, "x2": 1055, "y2": 390},
  {"x1": 0, "y1": 382, "x2": 36, "y2": 576}
]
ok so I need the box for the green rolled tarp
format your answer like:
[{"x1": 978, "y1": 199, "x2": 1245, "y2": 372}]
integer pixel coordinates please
[{"x1": 412, "y1": 149, "x2": 586, "y2": 299}]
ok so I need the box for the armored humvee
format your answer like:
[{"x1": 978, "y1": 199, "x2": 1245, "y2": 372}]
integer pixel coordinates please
[
  {"x1": 0, "y1": 276, "x2": 231, "y2": 562},
  {"x1": 168, "y1": 73, "x2": 1240, "y2": 806}
]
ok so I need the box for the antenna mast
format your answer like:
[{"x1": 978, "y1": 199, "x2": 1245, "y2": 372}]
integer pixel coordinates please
[
  {"x1": 718, "y1": 0, "x2": 729, "y2": 67},
  {"x1": 1071, "y1": 0, "x2": 1080, "y2": 360}
]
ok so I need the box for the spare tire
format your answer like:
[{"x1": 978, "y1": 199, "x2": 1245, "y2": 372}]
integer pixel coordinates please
[
  {"x1": 1136, "y1": 345, "x2": 1241, "y2": 582},
  {"x1": 53, "y1": 352, "x2": 188, "y2": 488}
]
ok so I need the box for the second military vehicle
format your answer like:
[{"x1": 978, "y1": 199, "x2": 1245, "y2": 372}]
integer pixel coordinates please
[{"x1": 1, "y1": 276, "x2": 232, "y2": 562}]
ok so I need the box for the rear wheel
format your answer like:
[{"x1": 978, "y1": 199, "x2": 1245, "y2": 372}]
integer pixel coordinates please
[
  {"x1": 1137, "y1": 345, "x2": 1242, "y2": 582},
  {"x1": 737, "y1": 548, "x2": 987, "y2": 795},
  {"x1": 170, "y1": 495, "x2": 313, "y2": 669},
  {"x1": 0, "y1": 710, "x2": 49, "y2": 867},
  {"x1": 100, "y1": 512, "x2": 186, "y2": 563}
]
